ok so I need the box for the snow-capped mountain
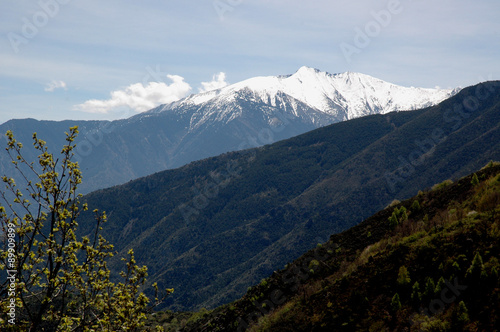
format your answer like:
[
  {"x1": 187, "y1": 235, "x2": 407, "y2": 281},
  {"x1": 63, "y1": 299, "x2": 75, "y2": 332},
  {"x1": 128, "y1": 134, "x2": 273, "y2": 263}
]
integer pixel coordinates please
[
  {"x1": 150, "y1": 66, "x2": 458, "y2": 131},
  {"x1": 1, "y1": 67, "x2": 459, "y2": 194}
]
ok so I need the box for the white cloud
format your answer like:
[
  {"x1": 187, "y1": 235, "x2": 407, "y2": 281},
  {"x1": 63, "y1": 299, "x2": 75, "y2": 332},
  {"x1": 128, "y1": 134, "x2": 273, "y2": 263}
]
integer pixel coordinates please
[
  {"x1": 74, "y1": 75, "x2": 192, "y2": 114},
  {"x1": 199, "y1": 72, "x2": 229, "y2": 93},
  {"x1": 45, "y1": 80, "x2": 67, "y2": 92}
]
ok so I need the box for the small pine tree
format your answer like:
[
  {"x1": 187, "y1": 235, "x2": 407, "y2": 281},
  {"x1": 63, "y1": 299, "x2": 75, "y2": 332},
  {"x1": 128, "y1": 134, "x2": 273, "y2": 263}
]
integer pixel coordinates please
[
  {"x1": 452, "y1": 301, "x2": 470, "y2": 329},
  {"x1": 401, "y1": 209, "x2": 408, "y2": 222},
  {"x1": 424, "y1": 278, "x2": 436, "y2": 298},
  {"x1": 435, "y1": 277, "x2": 446, "y2": 294},
  {"x1": 397, "y1": 266, "x2": 411, "y2": 286},
  {"x1": 411, "y1": 281, "x2": 421, "y2": 303},
  {"x1": 389, "y1": 212, "x2": 399, "y2": 228},
  {"x1": 388, "y1": 206, "x2": 409, "y2": 228},
  {"x1": 411, "y1": 200, "x2": 421, "y2": 212},
  {"x1": 391, "y1": 293, "x2": 402, "y2": 312},
  {"x1": 471, "y1": 173, "x2": 479, "y2": 186},
  {"x1": 466, "y1": 252, "x2": 487, "y2": 280},
  {"x1": 457, "y1": 301, "x2": 469, "y2": 323}
]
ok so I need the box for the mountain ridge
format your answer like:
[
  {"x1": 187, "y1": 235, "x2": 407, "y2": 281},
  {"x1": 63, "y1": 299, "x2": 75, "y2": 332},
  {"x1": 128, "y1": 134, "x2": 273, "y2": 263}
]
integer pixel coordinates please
[
  {"x1": 0, "y1": 67, "x2": 458, "y2": 194},
  {"x1": 151, "y1": 66, "x2": 458, "y2": 128}
]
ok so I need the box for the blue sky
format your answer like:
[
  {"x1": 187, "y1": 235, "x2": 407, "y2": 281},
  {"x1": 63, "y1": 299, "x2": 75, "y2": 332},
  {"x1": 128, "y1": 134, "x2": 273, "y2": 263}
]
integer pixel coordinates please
[{"x1": 1, "y1": 0, "x2": 499, "y2": 124}]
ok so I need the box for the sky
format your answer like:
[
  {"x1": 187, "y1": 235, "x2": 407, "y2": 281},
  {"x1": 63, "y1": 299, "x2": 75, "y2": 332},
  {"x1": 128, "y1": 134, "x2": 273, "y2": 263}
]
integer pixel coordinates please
[{"x1": 1, "y1": 0, "x2": 499, "y2": 125}]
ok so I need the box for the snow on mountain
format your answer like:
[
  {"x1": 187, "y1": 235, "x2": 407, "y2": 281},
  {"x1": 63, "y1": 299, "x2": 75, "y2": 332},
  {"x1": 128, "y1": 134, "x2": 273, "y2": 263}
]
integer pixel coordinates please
[
  {"x1": 152, "y1": 66, "x2": 458, "y2": 131},
  {"x1": 0, "y1": 68, "x2": 462, "y2": 195}
]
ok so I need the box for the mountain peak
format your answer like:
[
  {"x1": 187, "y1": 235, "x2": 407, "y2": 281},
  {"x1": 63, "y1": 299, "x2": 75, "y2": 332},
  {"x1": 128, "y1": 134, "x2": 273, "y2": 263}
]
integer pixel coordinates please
[
  {"x1": 154, "y1": 67, "x2": 458, "y2": 132},
  {"x1": 294, "y1": 66, "x2": 321, "y2": 76}
]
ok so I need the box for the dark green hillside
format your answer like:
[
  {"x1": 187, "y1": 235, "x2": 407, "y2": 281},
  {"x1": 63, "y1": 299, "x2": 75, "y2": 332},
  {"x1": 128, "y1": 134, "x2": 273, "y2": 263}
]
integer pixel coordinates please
[
  {"x1": 79, "y1": 110, "x2": 415, "y2": 308},
  {"x1": 78, "y1": 81, "x2": 500, "y2": 311},
  {"x1": 177, "y1": 163, "x2": 500, "y2": 331},
  {"x1": 0, "y1": 119, "x2": 105, "y2": 177}
]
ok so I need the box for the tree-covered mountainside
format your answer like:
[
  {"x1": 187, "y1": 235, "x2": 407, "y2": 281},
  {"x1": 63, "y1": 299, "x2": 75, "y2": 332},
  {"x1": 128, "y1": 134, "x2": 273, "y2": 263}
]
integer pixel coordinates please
[
  {"x1": 75, "y1": 81, "x2": 500, "y2": 311},
  {"x1": 169, "y1": 162, "x2": 500, "y2": 331}
]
